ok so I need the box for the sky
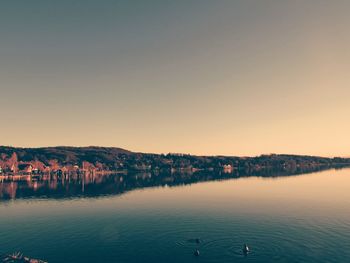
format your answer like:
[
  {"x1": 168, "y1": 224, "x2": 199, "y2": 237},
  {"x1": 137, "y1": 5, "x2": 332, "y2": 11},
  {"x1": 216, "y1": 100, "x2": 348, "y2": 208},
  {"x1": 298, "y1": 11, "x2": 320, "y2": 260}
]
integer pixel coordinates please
[{"x1": 1, "y1": 0, "x2": 350, "y2": 157}]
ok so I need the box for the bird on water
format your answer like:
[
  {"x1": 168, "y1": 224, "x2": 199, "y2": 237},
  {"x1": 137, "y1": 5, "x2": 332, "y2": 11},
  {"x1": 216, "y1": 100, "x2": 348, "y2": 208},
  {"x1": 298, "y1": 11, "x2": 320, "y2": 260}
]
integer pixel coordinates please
[
  {"x1": 243, "y1": 244, "x2": 250, "y2": 254},
  {"x1": 194, "y1": 249, "x2": 200, "y2": 256}
]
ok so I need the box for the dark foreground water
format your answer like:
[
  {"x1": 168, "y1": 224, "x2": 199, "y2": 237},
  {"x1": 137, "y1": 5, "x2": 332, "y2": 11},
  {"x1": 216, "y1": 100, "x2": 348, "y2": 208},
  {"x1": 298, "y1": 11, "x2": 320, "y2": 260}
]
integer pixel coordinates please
[{"x1": 1, "y1": 168, "x2": 350, "y2": 262}]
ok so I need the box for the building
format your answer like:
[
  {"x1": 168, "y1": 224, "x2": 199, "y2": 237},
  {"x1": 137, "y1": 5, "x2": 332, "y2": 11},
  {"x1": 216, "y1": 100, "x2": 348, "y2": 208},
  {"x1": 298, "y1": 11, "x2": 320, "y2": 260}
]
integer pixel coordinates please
[
  {"x1": 10, "y1": 164, "x2": 17, "y2": 173},
  {"x1": 18, "y1": 163, "x2": 33, "y2": 174},
  {"x1": 223, "y1": 164, "x2": 233, "y2": 173}
]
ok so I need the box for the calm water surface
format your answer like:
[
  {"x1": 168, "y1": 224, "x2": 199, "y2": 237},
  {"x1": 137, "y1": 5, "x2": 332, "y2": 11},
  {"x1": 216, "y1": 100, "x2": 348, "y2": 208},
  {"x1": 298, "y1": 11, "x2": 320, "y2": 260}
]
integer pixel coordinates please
[{"x1": 1, "y1": 168, "x2": 350, "y2": 262}]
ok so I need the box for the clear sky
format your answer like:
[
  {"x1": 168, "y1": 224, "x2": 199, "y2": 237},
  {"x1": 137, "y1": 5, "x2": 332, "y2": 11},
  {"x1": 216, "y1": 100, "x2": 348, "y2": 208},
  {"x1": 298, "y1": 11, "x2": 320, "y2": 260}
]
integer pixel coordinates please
[{"x1": 1, "y1": 0, "x2": 349, "y2": 157}]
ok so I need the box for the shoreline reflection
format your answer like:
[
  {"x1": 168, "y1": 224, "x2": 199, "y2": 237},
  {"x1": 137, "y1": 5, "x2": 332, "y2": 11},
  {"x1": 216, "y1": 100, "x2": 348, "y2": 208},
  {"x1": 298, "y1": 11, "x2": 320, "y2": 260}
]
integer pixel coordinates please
[{"x1": 0, "y1": 165, "x2": 348, "y2": 201}]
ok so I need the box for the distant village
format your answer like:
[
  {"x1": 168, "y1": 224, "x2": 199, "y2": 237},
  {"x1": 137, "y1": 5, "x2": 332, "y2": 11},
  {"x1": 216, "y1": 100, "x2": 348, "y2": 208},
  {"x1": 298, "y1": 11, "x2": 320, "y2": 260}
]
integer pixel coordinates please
[
  {"x1": 0, "y1": 152, "x2": 230, "y2": 179},
  {"x1": 1, "y1": 147, "x2": 350, "y2": 200},
  {"x1": 0, "y1": 152, "x2": 118, "y2": 178},
  {"x1": 1, "y1": 147, "x2": 350, "y2": 181}
]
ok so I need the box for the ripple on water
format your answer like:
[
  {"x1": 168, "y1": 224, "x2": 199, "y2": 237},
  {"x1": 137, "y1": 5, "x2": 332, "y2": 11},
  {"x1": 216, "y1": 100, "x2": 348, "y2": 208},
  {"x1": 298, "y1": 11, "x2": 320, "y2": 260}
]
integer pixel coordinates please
[{"x1": 169, "y1": 221, "x2": 293, "y2": 262}]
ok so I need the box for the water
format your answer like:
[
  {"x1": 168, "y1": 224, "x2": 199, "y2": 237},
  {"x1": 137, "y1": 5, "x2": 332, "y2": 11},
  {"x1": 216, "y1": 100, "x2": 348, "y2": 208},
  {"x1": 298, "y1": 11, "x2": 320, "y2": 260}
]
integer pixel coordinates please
[{"x1": 1, "y1": 168, "x2": 350, "y2": 262}]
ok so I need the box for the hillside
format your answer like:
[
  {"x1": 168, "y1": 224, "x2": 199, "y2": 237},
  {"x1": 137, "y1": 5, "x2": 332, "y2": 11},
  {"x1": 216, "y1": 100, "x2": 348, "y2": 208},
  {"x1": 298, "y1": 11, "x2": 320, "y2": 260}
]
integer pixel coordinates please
[{"x1": 0, "y1": 146, "x2": 349, "y2": 175}]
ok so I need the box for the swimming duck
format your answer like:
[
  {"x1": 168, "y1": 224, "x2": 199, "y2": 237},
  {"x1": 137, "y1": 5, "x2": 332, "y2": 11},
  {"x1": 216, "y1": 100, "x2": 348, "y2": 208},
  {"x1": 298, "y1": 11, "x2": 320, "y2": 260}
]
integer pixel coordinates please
[
  {"x1": 194, "y1": 249, "x2": 200, "y2": 256},
  {"x1": 243, "y1": 244, "x2": 250, "y2": 254}
]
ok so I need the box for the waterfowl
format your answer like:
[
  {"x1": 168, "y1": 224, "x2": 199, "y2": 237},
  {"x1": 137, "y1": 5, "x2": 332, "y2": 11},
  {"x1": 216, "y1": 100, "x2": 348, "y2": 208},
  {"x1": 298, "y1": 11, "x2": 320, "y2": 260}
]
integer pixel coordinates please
[
  {"x1": 243, "y1": 244, "x2": 250, "y2": 254},
  {"x1": 194, "y1": 249, "x2": 200, "y2": 256}
]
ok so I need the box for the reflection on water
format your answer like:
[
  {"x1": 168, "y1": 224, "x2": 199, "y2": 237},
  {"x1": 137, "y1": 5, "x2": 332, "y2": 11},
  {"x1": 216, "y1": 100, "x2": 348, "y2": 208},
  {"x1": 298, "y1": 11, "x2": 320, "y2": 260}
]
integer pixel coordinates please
[
  {"x1": 0, "y1": 168, "x2": 350, "y2": 263},
  {"x1": 0, "y1": 165, "x2": 345, "y2": 200}
]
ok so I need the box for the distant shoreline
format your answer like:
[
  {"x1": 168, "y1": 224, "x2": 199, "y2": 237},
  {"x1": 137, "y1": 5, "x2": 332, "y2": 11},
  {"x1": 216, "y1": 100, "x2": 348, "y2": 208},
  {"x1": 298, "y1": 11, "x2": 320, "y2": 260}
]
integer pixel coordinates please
[{"x1": 1, "y1": 146, "x2": 350, "y2": 179}]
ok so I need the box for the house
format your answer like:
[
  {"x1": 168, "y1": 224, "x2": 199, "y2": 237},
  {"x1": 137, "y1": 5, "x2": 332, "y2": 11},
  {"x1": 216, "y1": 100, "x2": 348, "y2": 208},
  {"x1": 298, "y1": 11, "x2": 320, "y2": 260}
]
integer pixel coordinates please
[
  {"x1": 223, "y1": 164, "x2": 233, "y2": 173},
  {"x1": 43, "y1": 166, "x2": 51, "y2": 174},
  {"x1": 10, "y1": 164, "x2": 17, "y2": 173},
  {"x1": 18, "y1": 163, "x2": 33, "y2": 174}
]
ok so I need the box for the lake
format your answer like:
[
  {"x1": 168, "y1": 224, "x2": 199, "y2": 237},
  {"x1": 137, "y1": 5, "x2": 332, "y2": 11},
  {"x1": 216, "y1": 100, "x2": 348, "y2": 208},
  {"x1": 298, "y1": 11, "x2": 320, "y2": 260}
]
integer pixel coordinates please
[{"x1": 1, "y1": 168, "x2": 350, "y2": 262}]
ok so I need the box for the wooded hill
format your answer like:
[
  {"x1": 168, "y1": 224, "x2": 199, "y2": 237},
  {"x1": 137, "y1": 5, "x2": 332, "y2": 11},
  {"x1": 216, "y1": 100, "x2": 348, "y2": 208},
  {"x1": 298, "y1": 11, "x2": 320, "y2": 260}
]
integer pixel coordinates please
[{"x1": 0, "y1": 146, "x2": 349, "y2": 174}]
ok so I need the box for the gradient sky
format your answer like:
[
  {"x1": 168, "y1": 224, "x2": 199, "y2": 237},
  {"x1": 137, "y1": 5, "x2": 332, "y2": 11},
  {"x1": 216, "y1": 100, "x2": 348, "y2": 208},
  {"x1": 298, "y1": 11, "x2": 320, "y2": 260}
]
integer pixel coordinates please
[{"x1": 1, "y1": 0, "x2": 349, "y2": 156}]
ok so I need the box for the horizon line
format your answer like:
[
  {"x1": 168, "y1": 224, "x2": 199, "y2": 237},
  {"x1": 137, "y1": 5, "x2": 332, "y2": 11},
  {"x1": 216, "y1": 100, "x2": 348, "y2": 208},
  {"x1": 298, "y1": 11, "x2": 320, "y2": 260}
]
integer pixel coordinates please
[{"x1": 0, "y1": 145, "x2": 348, "y2": 159}]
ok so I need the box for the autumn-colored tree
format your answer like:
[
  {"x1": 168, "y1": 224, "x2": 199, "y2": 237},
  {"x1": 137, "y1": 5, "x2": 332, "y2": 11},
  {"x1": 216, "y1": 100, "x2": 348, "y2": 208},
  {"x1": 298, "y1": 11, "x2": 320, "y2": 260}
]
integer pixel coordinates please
[
  {"x1": 48, "y1": 159, "x2": 60, "y2": 171},
  {"x1": 31, "y1": 159, "x2": 46, "y2": 172}
]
